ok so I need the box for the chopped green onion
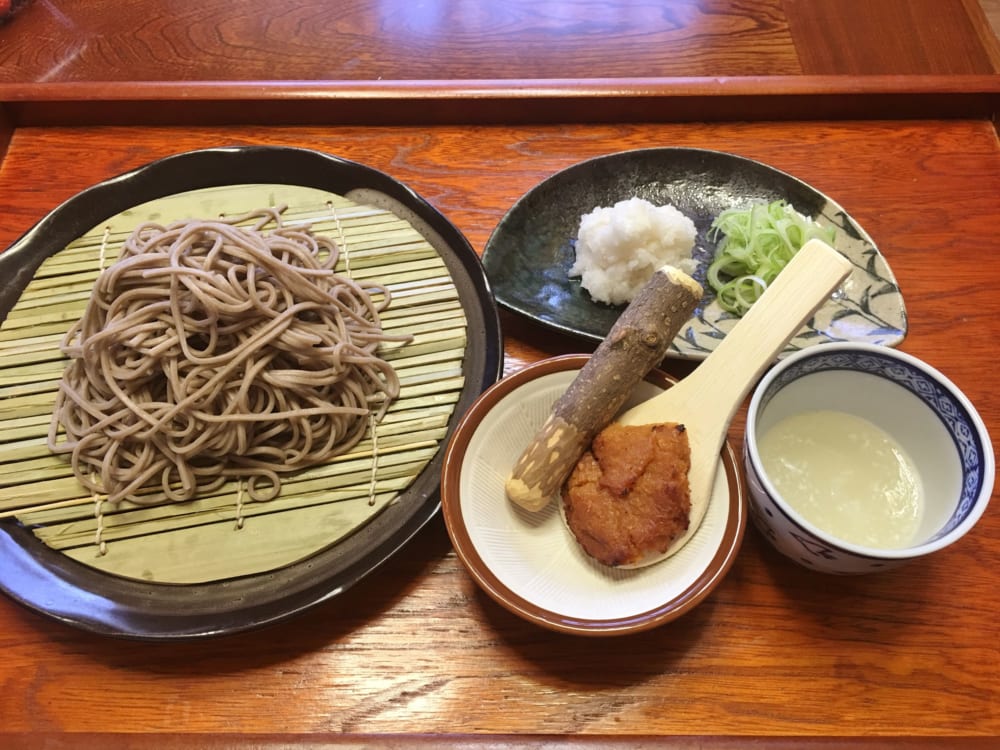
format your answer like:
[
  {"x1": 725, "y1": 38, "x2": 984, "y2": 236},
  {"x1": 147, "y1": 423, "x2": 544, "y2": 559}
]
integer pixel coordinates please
[{"x1": 707, "y1": 200, "x2": 836, "y2": 315}]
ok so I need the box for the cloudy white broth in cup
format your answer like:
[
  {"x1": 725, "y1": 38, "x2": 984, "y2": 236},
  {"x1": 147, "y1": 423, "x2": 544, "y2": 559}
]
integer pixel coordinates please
[{"x1": 757, "y1": 409, "x2": 923, "y2": 549}]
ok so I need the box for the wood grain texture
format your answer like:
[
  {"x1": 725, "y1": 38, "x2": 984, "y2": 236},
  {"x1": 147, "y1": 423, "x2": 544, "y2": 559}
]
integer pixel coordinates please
[
  {"x1": 784, "y1": 0, "x2": 1000, "y2": 74},
  {"x1": 0, "y1": 103, "x2": 11, "y2": 161},
  {"x1": 784, "y1": 0, "x2": 997, "y2": 75},
  {"x1": 0, "y1": 120, "x2": 997, "y2": 741},
  {"x1": 0, "y1": 735, "x2": 996, "y2": 750},
  {"x1": 1, "y1": 735, "x2": 998, "y2": 750},
  {"x1": 982, "y1": 0, "x2": 1000, "y2": 38},
  {"x1": 3, "y1": 0, "x2": 997, "y2": 129},
  {"x1": 0, "y1": 0, "x2": 997, "y2": 88},
  {"x1": 963, "y1": 0, "x2": 1000, "y2": 69},
  {"x1": 2, "y1": 76, "x2": 999, "y2": 127},
  {"x1": 0, "y1": 0, "x2": 799, "y2": 83}
]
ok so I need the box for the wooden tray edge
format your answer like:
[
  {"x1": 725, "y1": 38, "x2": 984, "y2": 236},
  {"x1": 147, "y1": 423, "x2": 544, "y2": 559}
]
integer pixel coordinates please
[{"x1": 1, "y1": 75, "x2": 998, "y2": 127}]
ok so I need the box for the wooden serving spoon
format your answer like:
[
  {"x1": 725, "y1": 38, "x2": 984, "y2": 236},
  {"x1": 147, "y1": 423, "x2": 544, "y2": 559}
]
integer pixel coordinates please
[{"x1": 615, "y1": 237, "x2": 853, "y2": 560}]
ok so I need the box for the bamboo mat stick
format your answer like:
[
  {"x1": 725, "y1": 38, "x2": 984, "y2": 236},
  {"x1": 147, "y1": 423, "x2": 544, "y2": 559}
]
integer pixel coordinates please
[
  {"x1": 35, "y1": 479, "x2": 426, "y2": 549},
  {"x1": 61, "y1": 490, "x2": 406, "y2": 584},
  {"x1": 0, "y1": 306, "x2": 90, "y2": 329},
  {"x1": 0, "y1": 332, "x2": 67, "y2": 352},
  {"x1": 33, "y1": 464, "x2": 433, "y2": 546}
]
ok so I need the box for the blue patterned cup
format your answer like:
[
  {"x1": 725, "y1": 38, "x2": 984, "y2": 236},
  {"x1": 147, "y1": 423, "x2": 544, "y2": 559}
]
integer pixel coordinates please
[{"x1": 744, "y1": 343, "x2": 993, "y2": 574}]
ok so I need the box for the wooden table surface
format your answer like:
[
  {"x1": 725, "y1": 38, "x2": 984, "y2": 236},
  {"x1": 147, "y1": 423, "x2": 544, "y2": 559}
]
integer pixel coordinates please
[
  {"x1": 0, "y1": 1, "x2": 998, "y2": 748},
  {"x1": 1, "y1": 0, "x2": 998, "y2": 82},
  {"x1": 0, "y1": 117, "x2": 997, "y2": 747},
  {"x1": 1, "y1": 0, "x2": 999, "y2": 128}
]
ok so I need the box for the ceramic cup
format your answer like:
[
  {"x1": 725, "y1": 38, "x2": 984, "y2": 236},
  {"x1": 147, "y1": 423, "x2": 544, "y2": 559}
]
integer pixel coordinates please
[{"x1": 744, "y1": 342, "x2": 994, "y2": 574}]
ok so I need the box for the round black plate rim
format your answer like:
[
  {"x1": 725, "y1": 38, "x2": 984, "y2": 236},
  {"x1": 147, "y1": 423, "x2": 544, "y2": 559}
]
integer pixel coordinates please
[{"x1": 0, "y1": 145, "x2": 503, "y2": 640}]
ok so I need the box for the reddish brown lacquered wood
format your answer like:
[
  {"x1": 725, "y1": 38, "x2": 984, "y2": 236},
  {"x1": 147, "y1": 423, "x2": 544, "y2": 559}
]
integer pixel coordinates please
[
  {"x1": 0, "y1": 0, "x2": 802, "y2": 83},
  {"x1": 1, "y1": 76, "x2": 999, "y2": 126},
  {"x1": 1, "y1": 0, "x2": 997, "y2": 86},
  {"x1": 0, "y1": 120, "x2": 997, "y2": 742},
  {"x1": 784, "y1": 0, "x2": 1000, "y2": 75},
  {"x1": 0, "y1": 734, "x2": 995, "y2": 750},
  {"x1": 0, "y1": 105, "x2": 11, "y2": 162}
]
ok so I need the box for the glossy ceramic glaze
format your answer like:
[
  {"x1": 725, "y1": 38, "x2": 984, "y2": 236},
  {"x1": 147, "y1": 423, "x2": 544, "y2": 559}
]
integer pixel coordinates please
[
  {"x1": 744, "y1": 343, "x2": 993, "y2": 575},
  {"x1": 481, "y1": 147, "x2": 907, "y2": 360},
  {"x1": 441, "y1": 354, "x2": 747, "y2": 635}
]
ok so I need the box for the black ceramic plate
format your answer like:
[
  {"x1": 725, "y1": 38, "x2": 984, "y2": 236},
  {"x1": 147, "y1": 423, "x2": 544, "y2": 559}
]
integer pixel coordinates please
[
  {"x1": 0, "y1": 146, "x2": 502, "y2": 640},
  {"x1": 482, "y1": 147, "x2": 906, "y2": 360}
]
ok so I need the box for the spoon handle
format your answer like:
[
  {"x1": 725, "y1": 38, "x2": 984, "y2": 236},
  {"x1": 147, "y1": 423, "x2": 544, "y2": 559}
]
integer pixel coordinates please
[{"x1": 683, "y1": 237, "x2": 853, "y2": 413}]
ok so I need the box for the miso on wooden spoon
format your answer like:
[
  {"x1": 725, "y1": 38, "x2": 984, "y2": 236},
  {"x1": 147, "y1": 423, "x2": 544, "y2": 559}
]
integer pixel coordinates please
[{"x1": 615, "y1": 238, "x2": 852, "y2": 563}]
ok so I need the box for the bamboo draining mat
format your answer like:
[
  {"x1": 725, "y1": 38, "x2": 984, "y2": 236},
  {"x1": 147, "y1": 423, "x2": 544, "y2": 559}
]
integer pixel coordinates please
[{"x1": 0, "y1": 184, "x2": 467, "y2": 584}]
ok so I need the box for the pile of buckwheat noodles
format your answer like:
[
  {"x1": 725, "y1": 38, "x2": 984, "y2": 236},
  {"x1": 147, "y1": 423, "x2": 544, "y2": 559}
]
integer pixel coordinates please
[{"x1": 48, "y1": 207, "x2": 409, "y2": 506}]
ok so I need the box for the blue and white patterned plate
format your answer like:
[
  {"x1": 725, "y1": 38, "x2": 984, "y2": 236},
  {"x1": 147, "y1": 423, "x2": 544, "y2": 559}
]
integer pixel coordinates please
[{"x1": 482, "y1": 148, "x2": 907, "y2": 361}]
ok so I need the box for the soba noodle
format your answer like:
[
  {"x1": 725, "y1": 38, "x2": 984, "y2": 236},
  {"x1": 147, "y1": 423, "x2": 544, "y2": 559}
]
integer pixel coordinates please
[{"x1": 48, "y1": 207, "x2": 409, "y2": 506}]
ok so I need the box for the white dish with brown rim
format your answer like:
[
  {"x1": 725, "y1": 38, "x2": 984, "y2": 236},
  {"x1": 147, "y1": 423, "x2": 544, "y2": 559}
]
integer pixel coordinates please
[{"x1": 441, "y1": 354, "x2": 747, "y2": 636}]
